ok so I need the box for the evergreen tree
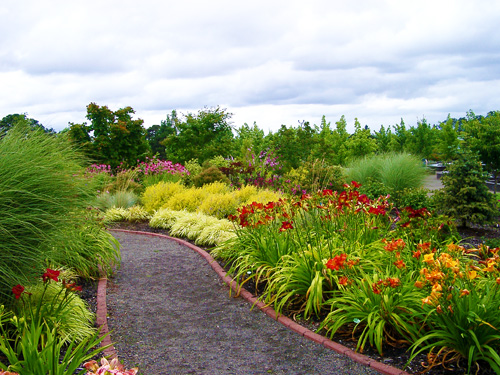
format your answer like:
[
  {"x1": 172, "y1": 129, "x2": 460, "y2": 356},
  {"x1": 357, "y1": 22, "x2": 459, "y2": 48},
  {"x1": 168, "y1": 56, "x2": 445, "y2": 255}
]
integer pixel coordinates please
[{"x1": 434, "y1": 151, "x2": 497, "y2": 228}]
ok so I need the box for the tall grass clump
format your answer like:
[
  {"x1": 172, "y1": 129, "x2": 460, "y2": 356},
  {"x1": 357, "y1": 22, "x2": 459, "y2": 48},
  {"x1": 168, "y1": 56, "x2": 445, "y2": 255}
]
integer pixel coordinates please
[
  {"x1": 94, "y1": 190, "x2": 139, "y2": 211},
  {"x1": 0, "y1": 123, "x2": 119, "y2": 300},
  {"x1": 347, "y1": 153, "x2": 426, "y2": 204},
  {"x1": 379, "y1": 153, "x2": 427, "y2": 192}
]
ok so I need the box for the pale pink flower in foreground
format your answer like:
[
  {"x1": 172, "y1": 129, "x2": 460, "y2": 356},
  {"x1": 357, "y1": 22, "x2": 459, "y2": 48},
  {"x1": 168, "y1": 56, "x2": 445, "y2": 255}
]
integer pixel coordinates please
[{"x1": 84, "y1": 357, "x2": 138, "y2": 375}]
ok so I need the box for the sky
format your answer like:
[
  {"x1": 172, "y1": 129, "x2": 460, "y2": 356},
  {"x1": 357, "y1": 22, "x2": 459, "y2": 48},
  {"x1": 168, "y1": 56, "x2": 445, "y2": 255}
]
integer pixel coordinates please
[{"x1": 1, "y1": 0, "x2": 499, "y2": 134}]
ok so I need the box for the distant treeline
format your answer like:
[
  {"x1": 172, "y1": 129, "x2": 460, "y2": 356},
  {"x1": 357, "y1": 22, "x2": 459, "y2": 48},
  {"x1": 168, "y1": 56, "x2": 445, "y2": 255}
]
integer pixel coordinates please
[{"x1": 1, "y1": 105, "x2": 499, "y2": 180}]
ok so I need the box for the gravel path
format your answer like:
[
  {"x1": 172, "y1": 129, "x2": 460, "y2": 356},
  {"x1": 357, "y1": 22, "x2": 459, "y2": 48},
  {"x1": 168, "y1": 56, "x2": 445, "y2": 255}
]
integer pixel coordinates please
[{"x1": 106, "y1": 231, "x2": 383, "y2": 375}]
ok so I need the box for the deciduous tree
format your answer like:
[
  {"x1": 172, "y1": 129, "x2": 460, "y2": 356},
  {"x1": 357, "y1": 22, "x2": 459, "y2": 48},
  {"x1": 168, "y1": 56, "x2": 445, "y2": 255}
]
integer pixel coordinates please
[
  {"x1": 161, "y1": 106, "x2": 234, "y2": 164},
  {"x1": 68, "y1": 103, "x2": 150, "y2": 169}
]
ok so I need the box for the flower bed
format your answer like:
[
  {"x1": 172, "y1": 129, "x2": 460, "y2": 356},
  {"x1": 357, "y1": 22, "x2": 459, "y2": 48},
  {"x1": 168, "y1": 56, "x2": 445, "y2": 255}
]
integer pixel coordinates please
[{"x1": 215, "y1": 182, "x2": 500, "y2": 374}]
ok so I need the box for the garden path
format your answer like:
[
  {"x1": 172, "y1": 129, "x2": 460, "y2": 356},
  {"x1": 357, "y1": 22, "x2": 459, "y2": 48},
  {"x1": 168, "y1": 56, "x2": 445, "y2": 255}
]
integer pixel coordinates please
[
  {"x1": 422, "y1": 173, "x2": 444, "y2": 191},
  {"x1": 105, "y1": 231, "x2": 385, "y2": 375}
]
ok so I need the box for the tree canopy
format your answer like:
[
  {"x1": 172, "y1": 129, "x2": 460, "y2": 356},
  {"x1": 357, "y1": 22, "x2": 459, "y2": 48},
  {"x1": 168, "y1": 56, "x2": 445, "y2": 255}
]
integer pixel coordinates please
[{"x1": 67, "y1": 103, "x2": 150, "y2": 169}]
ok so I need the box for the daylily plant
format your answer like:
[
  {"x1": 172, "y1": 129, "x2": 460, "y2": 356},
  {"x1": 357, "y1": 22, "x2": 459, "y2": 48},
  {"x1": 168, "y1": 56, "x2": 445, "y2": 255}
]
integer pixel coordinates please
[{"x1": 84, "y1": 357, "x2": 138, "y2": 375}]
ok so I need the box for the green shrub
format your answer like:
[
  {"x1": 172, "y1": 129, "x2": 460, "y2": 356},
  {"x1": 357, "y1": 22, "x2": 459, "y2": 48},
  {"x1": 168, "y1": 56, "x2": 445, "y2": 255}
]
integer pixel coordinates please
[
  {"x1": 193, "y1": 166, "x2": 230, "y2": 187},
  {"x1": 285, "y1": 159, "x2": 346, "y2": 194},
  {"x1": 141, "y1": 181, "x2": 185, "y2": 213},
  {"x1": 181, "y1": 158, "x2": 202, "y2": 187},
  {"x1": 392, "y1": 187, "x2": 431, "y2": 210}
]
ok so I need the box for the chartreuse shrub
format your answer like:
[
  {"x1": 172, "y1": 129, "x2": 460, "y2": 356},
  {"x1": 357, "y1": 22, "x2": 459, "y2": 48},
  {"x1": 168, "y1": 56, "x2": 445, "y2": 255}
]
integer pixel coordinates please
[
  {"x1": 243, "y1": 189, "x2": 282, "y2": 205},
  {"x1": 141, "y1": 181, "x2": 186, "y2": 213},
  {"x1": 169, "y1": 212, "x2": 219, "y2": 240},
  {"x1": 198, "y1": 193, "x2": 241, "y2": 219},
  {"x1": 163, "y1": 187, "x2": 208, "y2": 212},
  {"x1": 148, "y1": 209, "x2": 237, "y2": 246},
  {"x1": 233, "y1": 185, "x2": 258, "y2": 202},
  {"x1": 149, "y1": 208, "x2": 180, "y2": 229},
  {"x1": 0, "y1": 123, "x2": 119, "y2": 300},
  {"x1": 215, "y1": 182, "x2": 500, "y2": 372},
  {"x1": 196, "y1": 219, "x2": 237, "y2": 246}
]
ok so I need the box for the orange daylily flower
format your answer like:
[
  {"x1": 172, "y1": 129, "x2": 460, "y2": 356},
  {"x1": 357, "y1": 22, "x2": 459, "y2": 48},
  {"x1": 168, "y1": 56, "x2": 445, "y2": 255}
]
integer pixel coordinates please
[{"x1": 459, "y1": 289, "x2": 470, "y2": 297}]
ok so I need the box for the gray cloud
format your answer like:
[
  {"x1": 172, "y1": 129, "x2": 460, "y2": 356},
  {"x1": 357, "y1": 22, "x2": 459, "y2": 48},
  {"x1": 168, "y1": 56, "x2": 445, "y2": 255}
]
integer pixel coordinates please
[{"x1": 1, "y1": 0, "x2": 499, "y2": 133}]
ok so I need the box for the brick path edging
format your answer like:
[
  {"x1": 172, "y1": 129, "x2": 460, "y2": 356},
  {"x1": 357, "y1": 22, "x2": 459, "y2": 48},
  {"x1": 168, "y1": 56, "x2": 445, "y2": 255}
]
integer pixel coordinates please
[{"x1": 98, "y1": 229, "x2": 410, "y2": 375}]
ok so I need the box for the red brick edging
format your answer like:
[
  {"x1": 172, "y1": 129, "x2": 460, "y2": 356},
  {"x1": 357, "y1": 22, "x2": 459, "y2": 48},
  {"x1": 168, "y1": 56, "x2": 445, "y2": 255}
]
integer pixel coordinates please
[{"x1": 99, "y1": 229, "x2": 410, "y2": 375}]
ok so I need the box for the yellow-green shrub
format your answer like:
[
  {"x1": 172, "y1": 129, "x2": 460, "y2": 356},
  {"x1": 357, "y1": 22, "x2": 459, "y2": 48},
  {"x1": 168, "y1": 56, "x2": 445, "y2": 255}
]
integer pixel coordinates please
[
  {"x1": 141, "y1": 182, "x2": 185, "y2": 213},
  {"x1": 244, "y1": 189, "x2": 283, "y2": 206},
  {"x1": 18, "y1": 282, "x2": 95, "y2": 343},
  {"x1": 162, "y1": 187, "x2": 208, "y2": 212},
  {"x1": 195, "y1": 219, "x2": 238, "y2": 246},
  {"x1": 170, "y1": 212, "x2": 220, "y2": 240},
  {"x1": 197, "y1": 193, "x2": 241, "y2": 219},
  {"x1": 232, "y1": 185, "x2": 258, "y2": 203},
  {"x1": 124, "y1": 205, "x2": 151, "y2": 222},
  {"x1": 149, "y1": 208, "x2": 180, "y2": 229},
  {"x1": 201, "y1": 181, "x2": 231, "y2": 195},
  {"x1": 103, "y1": 207, "x2": 128, "y2": 223}
]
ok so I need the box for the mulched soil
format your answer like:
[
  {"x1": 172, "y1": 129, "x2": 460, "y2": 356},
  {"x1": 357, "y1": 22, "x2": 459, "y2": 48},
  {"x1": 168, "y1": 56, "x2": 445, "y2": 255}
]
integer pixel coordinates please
[{"x1": 106, "y1": 219, "x2": 500, "y2": 375}]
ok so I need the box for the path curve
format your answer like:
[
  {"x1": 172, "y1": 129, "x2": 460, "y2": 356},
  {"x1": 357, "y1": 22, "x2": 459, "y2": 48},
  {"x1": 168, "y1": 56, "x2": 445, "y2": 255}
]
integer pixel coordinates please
[{"x1": 98, "y1": 230, "x2": 410, "y2": 375}]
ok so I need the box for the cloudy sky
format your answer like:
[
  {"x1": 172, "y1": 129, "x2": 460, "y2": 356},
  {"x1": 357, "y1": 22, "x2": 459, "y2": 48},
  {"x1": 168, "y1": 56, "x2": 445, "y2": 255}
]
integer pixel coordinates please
[{"x1": 1, "y1": 1, "x2": 499, "y2": 133}]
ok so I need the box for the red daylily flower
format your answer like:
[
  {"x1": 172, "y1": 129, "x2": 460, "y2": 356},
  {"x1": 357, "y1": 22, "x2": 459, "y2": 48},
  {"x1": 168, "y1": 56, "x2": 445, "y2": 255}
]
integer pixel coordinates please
[
  {"x1": 357, "y1": 194, "x2": 370, "y2": 205},
  {"x1": 394, "y1": 259, "x2": 406, "y2": 269},
  {"x1": 368, "y1": 206, "x2": 386, "y2": 215},
  {"x1": 322, "y1": 189, "x2": 333, "y2": 196},
  {"x1": 264, "y1": 201, "x2": 276, "y2": 210},
  {"x1": 338, "y1": 276, "x2": 349, "y2": 286},
  {"x1": 351, "y1": 181, "x2": 362, "y2": 188},
  {"x1": 279, "y1": 221, "x2": 293, "y2": 232},
  {"x1": 12, "y1": 284, "x2": 24, "y2": 299},
  {"x1": 42, "y1": 268, "x2": 60, "y2": 283},
  {"x1": 383, "y1": 238, "x2": 406, "y2": 252},
  {"x1": 326, "y1": 253, "x2": 348, "y2": 271}
]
